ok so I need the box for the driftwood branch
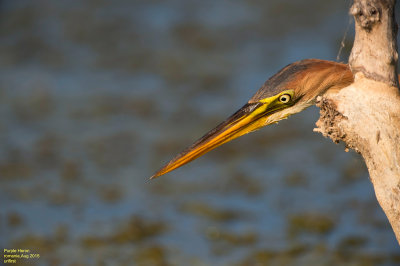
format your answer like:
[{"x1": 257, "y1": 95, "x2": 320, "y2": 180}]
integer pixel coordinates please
[{"x1": 315, "y1": 0, "x2": 400, "y2": 243}]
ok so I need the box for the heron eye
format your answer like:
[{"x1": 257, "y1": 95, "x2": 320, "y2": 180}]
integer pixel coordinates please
[{"x1": 279, "y1": 94, "x2": 291, "y2": 103}]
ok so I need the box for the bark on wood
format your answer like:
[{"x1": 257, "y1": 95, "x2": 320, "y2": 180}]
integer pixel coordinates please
[{"x1": 315, "y1": 0, "x2": 400, "y2": 244}]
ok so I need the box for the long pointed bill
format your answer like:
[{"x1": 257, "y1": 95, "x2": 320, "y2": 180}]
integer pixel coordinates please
[{"x1": 150, "y1": 91, "x2": 294, "y2": 179}]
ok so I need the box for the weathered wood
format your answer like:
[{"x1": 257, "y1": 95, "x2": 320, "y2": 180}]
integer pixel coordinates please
[
  {"x1": 315, "y1": 0, "x2": 400, "y2": 243},
  {"x1": 349, "y1": 0, "x2": 399, "y2": 86}
]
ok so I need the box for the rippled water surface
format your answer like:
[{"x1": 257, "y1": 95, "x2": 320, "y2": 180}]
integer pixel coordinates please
[{"x1": 1, "y1": 0, "x2": 399, "y2": 265}]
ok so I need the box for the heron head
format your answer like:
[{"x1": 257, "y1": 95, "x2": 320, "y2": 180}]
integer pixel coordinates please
[{"x1": 151, "y1": 59, "x2": 353, "y2": 179}]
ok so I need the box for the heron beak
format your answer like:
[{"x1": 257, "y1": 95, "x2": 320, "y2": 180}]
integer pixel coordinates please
[{"x1": 150, "y1": 92, "x2": 293, "y2": 179}]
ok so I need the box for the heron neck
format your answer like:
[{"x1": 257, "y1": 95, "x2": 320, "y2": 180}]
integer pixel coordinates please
[{"x1": 297, "y1": 63, "x2": 353, "y2": 103}]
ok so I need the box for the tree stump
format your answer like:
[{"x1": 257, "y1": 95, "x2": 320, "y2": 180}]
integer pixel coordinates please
[{"x1": 315, "y1": 0, "x2": 400, "y2": 244}]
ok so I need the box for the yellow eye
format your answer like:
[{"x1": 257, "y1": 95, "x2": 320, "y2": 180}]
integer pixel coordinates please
[{"x1": 279, "y1": 94, "x2": 291, "y2": 103}]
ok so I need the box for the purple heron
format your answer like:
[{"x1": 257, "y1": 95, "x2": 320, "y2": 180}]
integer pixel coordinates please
[{"x1": 151, "y1": 59, "x2": 355, "y2": 179}]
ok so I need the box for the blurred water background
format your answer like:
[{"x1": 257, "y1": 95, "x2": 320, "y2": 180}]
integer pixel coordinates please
[{"x1": 1, "y1": 0, "x2": 400, "y2": 265}]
